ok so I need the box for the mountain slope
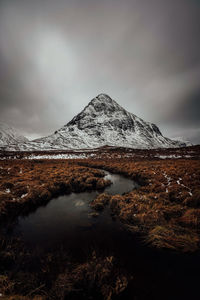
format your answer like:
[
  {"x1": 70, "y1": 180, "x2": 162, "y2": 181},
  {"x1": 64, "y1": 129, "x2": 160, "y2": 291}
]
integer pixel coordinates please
[
  {"x1": 0, "y1": 122, "x2": 28, "y2": 148},
  {"x1": 33, "y1": 94, "x2": 185, "y2": 149},
  {"x1": 1, "y1": 94, "x2": 187, "y2": 151}
]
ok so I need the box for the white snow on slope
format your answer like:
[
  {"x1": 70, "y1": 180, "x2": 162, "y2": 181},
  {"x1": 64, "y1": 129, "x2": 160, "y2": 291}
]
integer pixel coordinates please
[
  {"x1": 0, "y1": 94, "x2": 188, "y2": 151},
  {"x1": 0, "y1": 122, "x2": 28, "y2": 147}
]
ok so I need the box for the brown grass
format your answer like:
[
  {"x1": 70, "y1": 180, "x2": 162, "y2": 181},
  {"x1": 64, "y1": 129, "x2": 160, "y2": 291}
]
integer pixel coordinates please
[
  {"x1": 80, "y1": 157, "x2": 200, "y2": 252},
  {"x1": 1, "y1": 157, "x2": 199, "y2": 252},
  {"x1": 0, "y1": 233, "x2": 130, "y2": 300},
  {"x1": 0, "y1": 147, "x2": 200, "y2": 299},
  {"x1": 0, "y1": 159, "x2": 111, "y2": 222},
  {"x1": 51, "y1": 251, "x2": 129, "y2": 300},
  {"x1": 90, "y1": 193, "x2": 111, "y2": 211}
]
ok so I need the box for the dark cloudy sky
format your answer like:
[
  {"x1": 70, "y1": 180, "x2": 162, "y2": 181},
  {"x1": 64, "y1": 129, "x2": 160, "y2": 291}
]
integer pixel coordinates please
[{"x1": 0, "y1": 0, "x2": 200, "y2": 143}]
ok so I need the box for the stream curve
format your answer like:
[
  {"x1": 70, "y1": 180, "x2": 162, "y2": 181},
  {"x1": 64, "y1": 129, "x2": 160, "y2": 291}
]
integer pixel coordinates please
[{"x1": 10, "y1": 170, "x2": 138, "y2": 249}]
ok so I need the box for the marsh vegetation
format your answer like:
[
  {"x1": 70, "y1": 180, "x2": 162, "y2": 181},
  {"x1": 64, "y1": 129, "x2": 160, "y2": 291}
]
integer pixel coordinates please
[{"x1": 0, "y1": 146, "x2": 200, "y2": 299}]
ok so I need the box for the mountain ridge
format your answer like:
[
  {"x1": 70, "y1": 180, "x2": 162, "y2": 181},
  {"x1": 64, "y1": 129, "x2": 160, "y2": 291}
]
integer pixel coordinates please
[
  {"x1": 0, "y1": 122, "x2": 28, "y2": 148},
  {"x1": 0, "y1": 94, "x2": 188, "y2": 151}
]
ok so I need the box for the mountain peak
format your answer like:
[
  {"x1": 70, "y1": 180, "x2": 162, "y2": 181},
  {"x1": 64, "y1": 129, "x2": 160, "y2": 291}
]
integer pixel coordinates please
[
  {"x1": 97, "y1": 93, "x2": 112, "y2": 99},
  {"x1": 86, "y1": 93, "x2": 124, "y2": 114},
  {"x1": 88, "y1": 93, "x2": 117, "y2": 107},
  {"x1": 57, "y1": 94, "x2": 186, "y2": 149},
  {"x1": 67, "y1": 94, "x2": 124, "y2": 128},
  {"x1": 1, "y1": 95, "x2": 187, "y2": 150}
]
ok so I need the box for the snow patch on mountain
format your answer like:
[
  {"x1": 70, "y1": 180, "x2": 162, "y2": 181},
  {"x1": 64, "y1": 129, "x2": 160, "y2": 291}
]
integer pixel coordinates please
[
  {"x1": 0, "y1": 94, "x2": 188, "y2": 151},
  {"x1": 32, "y1": 94, "x2": 186, "y2": 149},
  {"x1": 0, "y1": 122, "x2": 28, "y2": 148},
  {"x1": 171, "y1": 137, "x2": 192, "y2": 147}
]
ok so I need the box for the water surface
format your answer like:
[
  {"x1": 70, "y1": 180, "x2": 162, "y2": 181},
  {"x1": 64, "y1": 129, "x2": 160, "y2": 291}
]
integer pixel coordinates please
[
  {"x1": 13, "y1": 170, "x2": 137, "y2": 249},
  {"x1": 3, "y1": 170, "x2": 200, "y2": 300}
]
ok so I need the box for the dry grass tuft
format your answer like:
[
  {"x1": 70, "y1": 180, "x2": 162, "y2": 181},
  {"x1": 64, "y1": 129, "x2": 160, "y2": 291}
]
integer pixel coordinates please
[
  {"x1": 147, "y1": 225, "x2": 199, "y2": 252},
  {"x1": 90, "y1": 193, "x2": 111, "y2": 210},
  {"x1": 0, "y1": 160, "x2": 111, "y2": 222},
  {"x1": 52, "y1": 251, "x2": 129, "y2": 300},
  {"x1": 80, "y1": 157, "x2": 200, "y2": 252}
]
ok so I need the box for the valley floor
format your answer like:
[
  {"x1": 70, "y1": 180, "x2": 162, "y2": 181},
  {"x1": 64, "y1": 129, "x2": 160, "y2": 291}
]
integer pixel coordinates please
[{"x1": 0, "y1": 145, "x2": 200, "y2": 299}]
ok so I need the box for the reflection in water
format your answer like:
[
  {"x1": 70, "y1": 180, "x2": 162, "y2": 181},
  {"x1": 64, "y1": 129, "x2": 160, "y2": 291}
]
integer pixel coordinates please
[
  {"x1": 3, "y1": 170, "x2": 200, "y2": 300},
  {"x1": 13, "y1": 171, "x2": 137, "y2": 248},
  {"x1": 104, "y1": 171, "x2": 139, "y2": 194}
]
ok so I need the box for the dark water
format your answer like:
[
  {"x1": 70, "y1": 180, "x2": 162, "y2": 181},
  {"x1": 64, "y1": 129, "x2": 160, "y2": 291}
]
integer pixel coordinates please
[
  {"x1": 4, "y1": 170, "x2": 200, "y2": 299},
  {"x1": 13, "y1": 171, "x2": 137, "y2": 248}
]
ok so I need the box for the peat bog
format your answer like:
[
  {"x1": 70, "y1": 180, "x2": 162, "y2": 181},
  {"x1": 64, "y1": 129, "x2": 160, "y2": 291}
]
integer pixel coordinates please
[{"x1": 0, "y1": 145, "x2": 200, "y2": 299}]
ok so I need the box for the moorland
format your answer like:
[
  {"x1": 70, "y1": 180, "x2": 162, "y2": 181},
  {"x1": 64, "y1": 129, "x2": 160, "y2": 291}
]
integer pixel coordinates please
[{"x1": 0, "y1": 145, "x2": 200, "y2": 299}]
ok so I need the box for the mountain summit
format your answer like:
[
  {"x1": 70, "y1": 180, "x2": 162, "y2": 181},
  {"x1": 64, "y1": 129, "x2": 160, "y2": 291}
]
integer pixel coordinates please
[
  {"x1": 33, "y1": 94, "x2": 185, "y2": 149},
  {"x1": 0, "y1": 94, "x2": 186, "y2": 151}
]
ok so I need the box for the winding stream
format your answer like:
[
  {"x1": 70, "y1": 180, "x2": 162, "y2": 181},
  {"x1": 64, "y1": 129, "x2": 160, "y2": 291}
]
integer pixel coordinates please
[
  {"x1": 3, "y1": 170, "x2": 200, "y2": 299},
  {"x1": 11, "y1": 171, "x2": 138, "y2": 249}
]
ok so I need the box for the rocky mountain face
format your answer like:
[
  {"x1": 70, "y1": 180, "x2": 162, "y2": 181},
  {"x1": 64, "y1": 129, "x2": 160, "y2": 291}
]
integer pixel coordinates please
[
  {"x1": 0, "y1": 94, "x2": 186, "y2": 151},
  {"x1": 0, "y1": 122, "x2": 28, "y2": 148}
]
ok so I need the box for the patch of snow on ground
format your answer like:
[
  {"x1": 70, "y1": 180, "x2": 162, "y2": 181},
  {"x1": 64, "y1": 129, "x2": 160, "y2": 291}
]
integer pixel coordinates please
[
  {"x1": 163, "y1": 172, "x2": 171, "y2": 186},
  {"x1": 21, "y1": 193, "x2": 28, "y2": 198},
  {"x1": 25, "y1": 154, "x2": 88, "y2": 159},
  {"x1": 156, "y1": 154, "x2": 192, "y2": 159}
]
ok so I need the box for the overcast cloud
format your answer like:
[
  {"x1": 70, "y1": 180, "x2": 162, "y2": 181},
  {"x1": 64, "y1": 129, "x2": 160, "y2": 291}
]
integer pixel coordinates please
[{"x1": 0, "y1": 0, "x2": 200, "y2": 143}]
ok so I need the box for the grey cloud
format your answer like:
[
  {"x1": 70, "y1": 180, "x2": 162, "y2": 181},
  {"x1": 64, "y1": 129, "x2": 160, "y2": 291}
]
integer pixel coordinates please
[
  {"x1": 0, "y1": 0, "x2": 200, "y2": 143},
  {"x1": 165, "y1": 88, "x2": 200, "y2": 127}
]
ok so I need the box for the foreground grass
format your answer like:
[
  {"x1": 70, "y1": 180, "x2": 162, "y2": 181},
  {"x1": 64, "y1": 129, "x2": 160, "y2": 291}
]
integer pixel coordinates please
[
  {"x1": 80, "y1": 158, "x2": 200, "y2": 252},
  {"x1": 0, "y1": 160, "x2": 111, "y2": 222},
  {"x1": 1, "y1": 156, "x2": 200, "y2": 253},
  {"x1": 0, "y1": 148, "x2": 200, "y2": 299},
  {"x1": 0, "y1": 234, "x2": 129, "y2": 300}
]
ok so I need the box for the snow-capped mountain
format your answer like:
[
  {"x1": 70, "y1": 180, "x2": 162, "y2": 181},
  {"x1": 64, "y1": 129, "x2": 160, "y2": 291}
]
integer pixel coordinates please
[
  {"x1": 171, "y1": 137, "x2": 192, "y2": 147},
  {"x1": 1, "y1": 94, "x2": 187, "y2": 151},
  {"x1": 0, "y1": 122, "x2": 28, "y2": 148}
]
